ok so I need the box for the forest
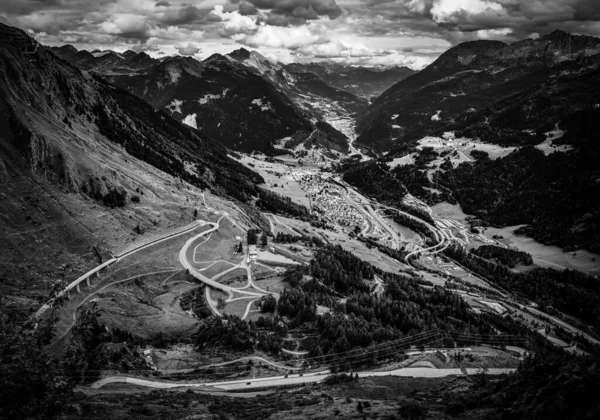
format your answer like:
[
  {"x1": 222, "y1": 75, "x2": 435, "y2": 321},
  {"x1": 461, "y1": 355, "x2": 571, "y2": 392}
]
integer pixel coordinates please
[
  {"x1": 435, "y1": 145, "x2": 600, "y2": 253},
  {"x1": 343, "y1": 142, "x2": 600, "y2": 253},
  {"x1": 471, "y1": 245, "x2": 533, "y2": 268},
  {"x1": 255, "y1": 188, "x2": 312, "y2": 220},
  {"x1": 444, "y1": 245, "x2": 600, "y2": 337},
  {"x1": 275, "y1": 245, "x2": 537, "y2": 369},
  {"x1": 91, "y1": 77, "x2": 264, "y2": 204}
]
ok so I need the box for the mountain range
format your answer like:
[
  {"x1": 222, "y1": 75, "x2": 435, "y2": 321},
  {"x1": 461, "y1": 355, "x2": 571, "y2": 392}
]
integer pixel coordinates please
[
  {"x1": 51, "y1": 45, "x2": 411, "y2": 154},
  {"x1": 356, "y1": 30, "x2": 600, "y2": 152}
]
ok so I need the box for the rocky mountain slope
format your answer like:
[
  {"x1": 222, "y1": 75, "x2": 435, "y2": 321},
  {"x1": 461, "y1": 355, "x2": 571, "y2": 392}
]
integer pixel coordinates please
[
  {"x1": 227, "y1": 48, "x2": 369, "y2": 115},
  {"x1": 356, "y1": 30, "x2": 600, "y2": 152},
  {"x1": 0, "y1": 22, "x2": 262, "y2": 305},
  {"x1": 53, "y1": 46, "x2": 350, "y2": 154}
]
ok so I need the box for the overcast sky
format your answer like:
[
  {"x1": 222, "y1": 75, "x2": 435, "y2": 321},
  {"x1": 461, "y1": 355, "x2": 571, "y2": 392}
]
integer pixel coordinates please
[{"x1": 2, "y1": 0, "x2": 600, "y2": 69}]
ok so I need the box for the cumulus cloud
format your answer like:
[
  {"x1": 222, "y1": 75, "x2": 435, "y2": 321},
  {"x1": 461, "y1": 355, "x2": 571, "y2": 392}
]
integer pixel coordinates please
[
  {"x1": 431, "y1": 0, "x2": 507, "y2": 24},
  {"x1": 99, "y1": 13, "x2": 151, "y2": 40},
  {"x1": 243, "y1": 24, "x2": 325, "y2": 49},
  {"x1": 211, "y1": 5, "x2": 258, "y2": 35},
  {"x1": 176, "y1": 43, "x2": 201, "y2": 55}
]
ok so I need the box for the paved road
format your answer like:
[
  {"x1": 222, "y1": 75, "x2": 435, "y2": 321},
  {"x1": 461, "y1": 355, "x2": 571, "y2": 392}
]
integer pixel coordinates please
[
  {"x1": 178, "y1": 216, "x2": 263, "y2": 298},
  {"x1": 90, "y1": 367, "x2": 515, "y2": 391}
]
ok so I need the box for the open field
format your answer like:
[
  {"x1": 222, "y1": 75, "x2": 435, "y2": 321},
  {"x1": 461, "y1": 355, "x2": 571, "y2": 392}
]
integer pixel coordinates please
[
  {"x1": 483, "y1": 225, "x2": 600, "y2": 275},
  {"x1": 222, "y1": 296, "x2": 257, "y2": 318},
  {"x1": 202, "y1": 261, "x2": 239, "y2": 279},
  {"x1": 383, "y1": 217, "x2": 421, "y2": 242},
  {"x1": 256, "y1": 250, "x2": 299, "y2": 265},
  {"x1": 431, "y1": 201, "x2": 600, "y2": 275},
  {"x1": 254, "y1": 276, "x2": 287, "y2": 294},
  {"x1": 231, "y1": 154, "x2": 311, "y2": 207},
  {"x1": 252, "y1": 263, "x2": 281, "y2": 279},
  {"x1": 191, "y1": 219, "x2": 244, "y2": 265}
]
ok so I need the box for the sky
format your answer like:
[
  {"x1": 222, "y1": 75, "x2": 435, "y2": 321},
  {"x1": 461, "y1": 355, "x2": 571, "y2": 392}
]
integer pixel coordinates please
[{"x1": 2, "y1": 0, "x2": 600, "y2": 69}]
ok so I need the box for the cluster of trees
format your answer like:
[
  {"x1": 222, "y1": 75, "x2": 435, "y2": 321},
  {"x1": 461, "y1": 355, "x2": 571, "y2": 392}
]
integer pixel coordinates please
[
  {"x1": 444, "y1": 245, "x2": 600, "y2": 335},
  {"x1": 0, "y1": 310, "x2": 73, "y2": 419},
  {"x1": 180, "y1": 284, "x2": 213, "y2": 319},
  {"x1": 195, "y1": 315, "x2": 282, "y2": 354},
  {"x1": 342, "y1": 160, "x2": 407, "y2": 207},
  {"x1": 247, "y1": 229, "x2": 260, "y2": 245},
  {"x1": 80, "y1": 177, "x2": 128, "y2": 208},
  {"x1": 454, "y1": 122, "x2": 545, "y2": 146},
  {"x1": 255, "y1": 188, "x2": 312, "y2": 220},
  {"x1": 385, "y1": 209, "x2": 435, "y2": 242},
  {"x1": 471, "y1": 245, "x2": 533, "y2": 268},
  {"x1": 358, "y1": 235, "x2": 408, "y2": 263},
  {"x1": 273, "y1": 232, "x2": 325, "y2": 247}
]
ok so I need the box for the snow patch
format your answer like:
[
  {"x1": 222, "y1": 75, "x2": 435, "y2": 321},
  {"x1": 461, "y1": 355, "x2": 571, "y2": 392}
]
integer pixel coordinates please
[
  {"x1": 392, "y1": 125, "x2": 402, "y2": 129},
  {"x1": 442, "y1": 131, "x2": 455, "y2": 139},
  {"x1": 391, "y1": 114, "x2": 399, "y2": 120},
  {"x1": 431, "y1": 110, "x2": 442, "y2": 121},
  {"x1": 449, "y1": 92, "x2": 465, "y2": 97},
  {"x1": 251, "y1": 98, "x2": 273, "y2": 112},
  {"x1": 182, "y1": 113, "x2": 197, "y2": 129},
  {"x1": 165, "y1": 99, "x2": 183, "y2": 114},
  {"x1": 197, "y1": 93, "x2": 221, "y2": 105}
]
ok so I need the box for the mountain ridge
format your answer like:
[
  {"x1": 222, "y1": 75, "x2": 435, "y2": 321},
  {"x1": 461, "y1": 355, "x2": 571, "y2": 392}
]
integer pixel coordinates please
[{"x1": 356, "y1": 31, "x2": 600, "y2": 151}]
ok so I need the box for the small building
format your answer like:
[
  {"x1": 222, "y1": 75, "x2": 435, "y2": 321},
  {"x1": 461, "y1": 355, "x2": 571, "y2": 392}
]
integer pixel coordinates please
[{"x1": 248, "y1": 245, "x2": 258, "y2": 261}]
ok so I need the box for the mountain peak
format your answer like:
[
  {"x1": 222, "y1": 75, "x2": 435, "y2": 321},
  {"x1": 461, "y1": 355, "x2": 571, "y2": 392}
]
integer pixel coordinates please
[
  {"x1": 544, "y1": 29, "x2": 570, "y2": 40},
  {"x1": 228, "y1": 48, "x2": 251, "y2": 60},
  {"x1": 57, "y1": 44, "x2": 78, "y2": 55}
]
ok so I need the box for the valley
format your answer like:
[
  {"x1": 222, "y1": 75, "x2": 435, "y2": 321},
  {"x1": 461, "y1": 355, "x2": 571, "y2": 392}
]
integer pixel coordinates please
[
  {"x1": 35, "y1": 101, "x2": 599, "y2": 393},
  {"x1": 2, "y1": 20, "x2": 600, "y2": 420}
]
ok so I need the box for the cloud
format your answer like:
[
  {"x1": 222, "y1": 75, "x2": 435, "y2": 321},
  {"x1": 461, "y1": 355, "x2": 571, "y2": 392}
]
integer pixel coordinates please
[
  {"x1": 155, "y1": 4, "x2": 203, "y2": 26},
  {"x1": 99, "y1": 13, "x2": 151, "y2": 40},
  {"x1": 245, "y1": 0, "x2": 343, "y2": 22},
  {"x1": 242, "y1": 24, "x2": 325, "y2": 49},
  {"x1": 361, "y1": 0, "x2": 397, "y2": 6},
  {"x1": 176, "y1": 43, "x2": 201, "y2": 55},
  {"x1": 431, "y1": 0, "x2": 507, "y2": 24},
  {"x1": 475, "y1": 27, "x2": 512, "y2": 38},
  {"x1": 211, "y1": 5, "x2": 258, "y2": 35},
  {"x1": 238, "y1": 1, "x2": 259, "y2": 15}
]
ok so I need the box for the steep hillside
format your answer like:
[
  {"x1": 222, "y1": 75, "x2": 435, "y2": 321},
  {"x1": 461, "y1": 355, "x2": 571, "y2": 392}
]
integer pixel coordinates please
[
  {"x1": 54, "y1": 47, "x2": 349, "y2": 154},
  {"x1": 0, "y1": 23, "x2": 262, "y2": 309},
  {"x1": 357, "y1": 31, "x2": 600, "y2": 152},
  {"x1": 228, "y1": 48, "x2": 369, "y2": 115}
]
